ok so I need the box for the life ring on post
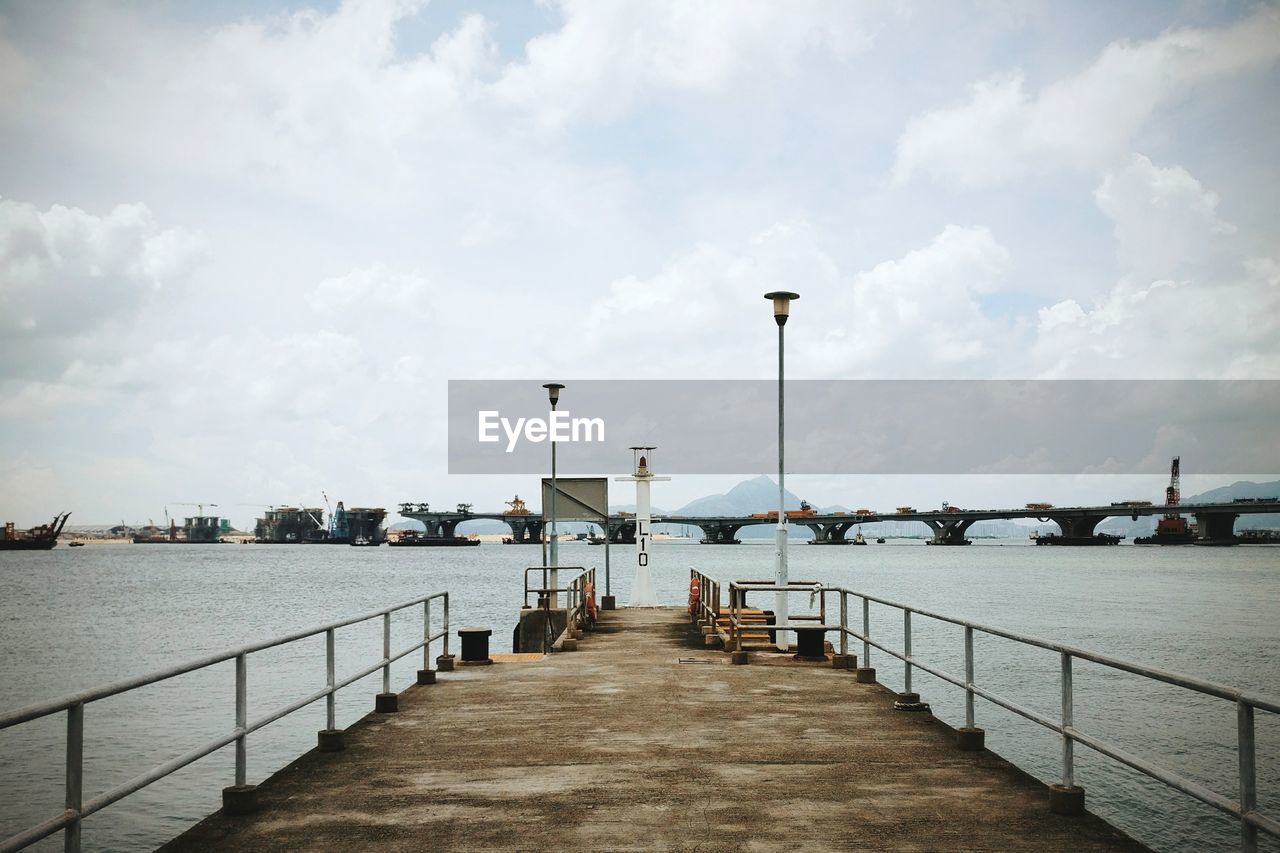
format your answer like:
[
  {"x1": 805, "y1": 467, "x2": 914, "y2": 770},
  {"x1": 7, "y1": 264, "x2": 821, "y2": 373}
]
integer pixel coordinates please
[
  {"x1": 585, "y1": 580, "x2": 597, "y2": 621},
  {"x1": 688, "y1": 576, "x2": 700, "y2": 617}
]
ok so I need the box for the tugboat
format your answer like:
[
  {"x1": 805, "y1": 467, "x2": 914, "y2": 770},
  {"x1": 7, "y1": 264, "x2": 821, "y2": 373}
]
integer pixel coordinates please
[
  {"x1": 852, "y1": 531, "x2": 867, "y2": 545},
  {"x1": 1, "y1": 513, "x2": 70, "y2": 550}
]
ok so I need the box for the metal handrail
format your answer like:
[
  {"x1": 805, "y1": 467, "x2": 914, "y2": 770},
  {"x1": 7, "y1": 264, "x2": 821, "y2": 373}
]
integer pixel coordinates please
[
  {"x1": 564, "y1": 567, "x2": 596, "y2": 633},
  {"x1": 523, "y1": 565, "x2": 591, "y2": 607},
  {"x1": 700, "y1": 574, "x2": 1277, "y2": 851},
  {"x1": 721, "y1": 580, "x2": 826, "y2": 651},
  {"x1": 0, "y1": 591, "x2": 450, "y2": 853},
  {"x1": 522, "y1": 566, "x2": 596, "y2": 650}
]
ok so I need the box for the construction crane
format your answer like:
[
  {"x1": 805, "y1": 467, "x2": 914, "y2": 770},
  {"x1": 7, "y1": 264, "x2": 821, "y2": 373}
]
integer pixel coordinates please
[
  {"x1": 173, "y1": 502, "x2": 219, "y2": 516},
  {"x1": 1156, "y1": 456, "x2": 1189, "y2": 537},
  {"x1": 1165, "y1": 456, "x2": 1181, "y2": 510},
  {"x1": 298, "y1": 501, "x2": 325, "y2": 531}
]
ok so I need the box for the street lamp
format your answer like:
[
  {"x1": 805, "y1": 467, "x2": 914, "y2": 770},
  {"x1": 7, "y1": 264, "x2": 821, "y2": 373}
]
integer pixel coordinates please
[
  {"x1": 543, "y1": 382, "x2": 565, "y2": 606},
  {"x1": 764, "y1": 291, "x2": 798, "y2": 651}
]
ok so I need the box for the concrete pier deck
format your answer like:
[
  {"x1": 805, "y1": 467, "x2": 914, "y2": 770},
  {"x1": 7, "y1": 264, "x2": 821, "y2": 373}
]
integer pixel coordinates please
[{"x1": 162, "y1": 608, "x2": 1148, "y2": 852}]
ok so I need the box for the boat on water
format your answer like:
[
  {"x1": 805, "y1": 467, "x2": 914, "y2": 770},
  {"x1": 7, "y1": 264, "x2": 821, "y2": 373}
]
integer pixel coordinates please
[
  {"x1": 876, "y1": 537, "x2": 886, "y2": 544},
  {"x1": 1133, "y1": 531, "x2": 1196, "y2": 545},
  {"x1": 851, "y1": 531, "x2": 867, "y2": 545},
  {"x1": 1033, "y1": 531, "x2": 1124, "y2": 546},
  {"x1": 68, "y1": 541, "x2": 85, "y2": 547},
  {"x1": 389, "y1": 531, "x2": 479, "y2": 547},
  {"x1": 1, "y1": 513, "x2": 71, "y2": 550}
]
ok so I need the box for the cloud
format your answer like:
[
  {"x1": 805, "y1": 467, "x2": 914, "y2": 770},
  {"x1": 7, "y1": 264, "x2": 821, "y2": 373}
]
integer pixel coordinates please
[
  {"x1": 1094, "y1": 154, "x2": 1234, "y2": 281},
  {"x1": 309, "y1": 264, "x2": 436, "y2": 315},
  {"x1": 581, "y1": 221, "x2": 1017, "y2": 378},
  {"x1": 494, "y1": 0, "x2": 877, "y2": 130},
  {"x1": 892, "y1": 7, "x2": 1280, "y2": 187},
  {"x1": 1033, "y1": 157, "x2": 1279, "y2": 377},
  {"x1": 0, "y1": 196, "x2": 204, "y2": 379}
]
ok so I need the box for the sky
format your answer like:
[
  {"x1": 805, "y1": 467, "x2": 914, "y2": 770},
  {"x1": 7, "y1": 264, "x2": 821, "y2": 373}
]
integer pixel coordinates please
[{"x1": 1, "y1": 0, "x2": 1278, "y2": 528}]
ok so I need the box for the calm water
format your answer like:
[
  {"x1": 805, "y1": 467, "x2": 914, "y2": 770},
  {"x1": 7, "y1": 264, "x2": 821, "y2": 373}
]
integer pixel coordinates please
[{"x1": 1, "y1": 540, "x2": 1278, "y2": 852}]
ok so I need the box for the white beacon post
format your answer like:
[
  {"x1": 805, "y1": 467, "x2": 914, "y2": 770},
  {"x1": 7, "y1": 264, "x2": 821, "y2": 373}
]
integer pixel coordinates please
[{"x1": 616, "y1": 446, "x2": 669, "y2": 607}]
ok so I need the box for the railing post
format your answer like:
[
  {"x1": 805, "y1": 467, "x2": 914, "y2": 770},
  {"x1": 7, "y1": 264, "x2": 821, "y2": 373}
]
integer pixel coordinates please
[
  {"x1": 902, "y1": 610, "x2": 913, "y2": 697},
  {"x1": 862, "y1": 597, "x2": 870, "y2": 666},
  {"x1": 325, "y1": 629, "x2": 336, "y2": 731},
  {"x1": 964, "y1": 626, "x2": 975, "y2": 728},
  {"x1": 955, "y1": 624, "x2": 984, "y2": 751},
  {"x1": 839, "y1": 592, "x2": 848, "y2": 657},
  {"x1": 1048, "y1": 651, "x2": 1084, "y2": 815},
  {"x1": 382, "y1": 612, "x2": 392, "y2": 695},
  {"x1": 1060, "y1": 652, "x2": 1073, "y2": 787},
  {"x1": 375, "y1": 611, "x2": 399, "y2": 713},
  {"x1": 424, "y1": 600, "x2": 432, "y2": 671},
  {"x1": 235, "y1": 653, "x2": 247, "y2": 787},
  {"x1": 222, "y1": 653, "x2": 259, "y2": 812},
  {"x1": 65, "y1": 703, "x2": 82, "y2": 853},
  {"x1": 1240, "y1": 701, "x2": 1257, "y2": 853},
  {"x1": 444, "y1": 593, "x2": 451, "y2": 657}
]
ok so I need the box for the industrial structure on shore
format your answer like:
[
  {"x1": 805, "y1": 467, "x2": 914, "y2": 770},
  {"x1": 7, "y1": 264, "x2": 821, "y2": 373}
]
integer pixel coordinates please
[{"x1": 253, "y1": 501, "x2": 387, "y2": 545}]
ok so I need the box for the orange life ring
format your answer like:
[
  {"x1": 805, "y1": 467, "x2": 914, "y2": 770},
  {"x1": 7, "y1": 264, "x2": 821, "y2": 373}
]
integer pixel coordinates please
[
  {"x1": 585, "y1": 581, "x2": 597, "y2": 620},
  {"x1": 688, "y1": 576, "x2": 700, "y2": 616}
]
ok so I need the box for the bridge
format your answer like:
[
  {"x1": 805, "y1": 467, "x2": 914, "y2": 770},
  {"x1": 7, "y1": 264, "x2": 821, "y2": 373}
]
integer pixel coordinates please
[{"x1": 397, "y1": 501, "x2": 1280, "y2": 546}]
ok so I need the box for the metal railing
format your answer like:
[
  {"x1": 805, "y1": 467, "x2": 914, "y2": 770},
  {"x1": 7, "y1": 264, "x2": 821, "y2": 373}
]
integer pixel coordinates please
[
  {"x1": 0, "y1": 591, "x2": 450, "y2": 853},
  {"x1": 696, "y1": 578, "x2": 828, "y2": 650},
  {"x1": 522, "y1": 566, "x2": 596, "y2": 647},
  {"x1": 693, "y1": 571, "x2": 1279, "y2": 852},
  {"x1": 689, "y1": 568, "x2": 721, "y2": 628}
]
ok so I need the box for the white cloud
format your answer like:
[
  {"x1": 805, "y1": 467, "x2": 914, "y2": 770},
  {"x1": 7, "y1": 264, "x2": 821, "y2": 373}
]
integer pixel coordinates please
[
  {"x1": 1094, "y1": 154, "x2": 1234, "y2": 281},
  {"x1": 581, "y1": 221, "x2": 1017, "y2": 378},
  {"x1": 0, "y1": 197, "x2": 204, "y2": 379},
  {"x1": 892, "y1": 8, "x2": 1280, "y2": 187},
  {"x1": 1033, "y1": 157, "x2": 1279, "y2": 377},
  {"x1": 494, "y1": 0, "x2": 877, "y2": 130},
  {"x1": 310, "y1": 265, "x2": 436, "y2": 315}
]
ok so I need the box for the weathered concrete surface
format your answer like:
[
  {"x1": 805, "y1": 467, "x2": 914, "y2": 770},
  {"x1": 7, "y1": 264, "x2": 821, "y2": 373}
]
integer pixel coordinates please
[{"x1": 160, "y1": 608, "x2": 1148, "y2": 852}]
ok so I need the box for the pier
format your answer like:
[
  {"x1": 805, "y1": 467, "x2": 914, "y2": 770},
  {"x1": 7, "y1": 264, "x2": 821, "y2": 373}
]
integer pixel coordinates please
[
  {"x1": 160, "y1": 606, "x2": 1146, "y2": 852},
  {"x1": 4, "y1": 569, "x2": 1276, "y2": 852}
]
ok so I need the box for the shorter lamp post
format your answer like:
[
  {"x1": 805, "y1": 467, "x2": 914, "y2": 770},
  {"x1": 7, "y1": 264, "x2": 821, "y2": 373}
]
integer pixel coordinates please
[{"x1": 543, "y1": 382, "x2": 564, "y2": 607}]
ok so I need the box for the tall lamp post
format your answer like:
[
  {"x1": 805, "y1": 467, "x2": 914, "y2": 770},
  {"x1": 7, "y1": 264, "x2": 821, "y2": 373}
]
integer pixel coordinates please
[
  {"x1": 764, "y1": 291, "x2": 798, "y2": 651},
  {"x1": 543, "y1": 382, "x2": 564, "y2": 607}
]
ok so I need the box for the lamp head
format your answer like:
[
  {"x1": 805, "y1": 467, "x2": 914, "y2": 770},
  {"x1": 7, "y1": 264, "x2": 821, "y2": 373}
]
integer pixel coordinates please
[
  {"x1": 764, "y1": 291, "x2": 799, "y2": 326},
  {"x1": 542, "y1": 382, "x2": 565, "y2": 406}
]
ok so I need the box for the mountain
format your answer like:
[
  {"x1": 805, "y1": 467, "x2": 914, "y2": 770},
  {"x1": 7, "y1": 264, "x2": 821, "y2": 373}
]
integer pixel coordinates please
[{"x1": 673, "y1": 475, "x2": 805, "y2": 516}]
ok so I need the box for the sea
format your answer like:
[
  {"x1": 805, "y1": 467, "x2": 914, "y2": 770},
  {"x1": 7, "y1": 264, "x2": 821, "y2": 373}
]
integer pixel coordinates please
[{"x1": 1, "y1": 539, "x2": 1277, "y2": 852}]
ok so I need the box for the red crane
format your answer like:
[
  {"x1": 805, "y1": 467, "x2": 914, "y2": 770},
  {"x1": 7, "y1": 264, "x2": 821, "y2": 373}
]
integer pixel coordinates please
[{"x1": 1157, "y1": 457, "x2": 1188, "y2": 535}]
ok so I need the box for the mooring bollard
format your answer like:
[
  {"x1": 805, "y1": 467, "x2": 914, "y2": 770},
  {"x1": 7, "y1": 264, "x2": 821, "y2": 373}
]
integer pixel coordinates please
[{"x1": 458, "y1": 627, "x2": 493, "y2": 665}]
